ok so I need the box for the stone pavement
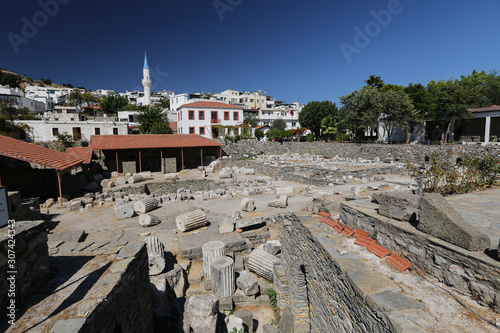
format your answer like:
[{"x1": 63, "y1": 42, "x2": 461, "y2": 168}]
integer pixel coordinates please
[{"x1": 446, "y1": 188, "x2": 500, "y2": 249}]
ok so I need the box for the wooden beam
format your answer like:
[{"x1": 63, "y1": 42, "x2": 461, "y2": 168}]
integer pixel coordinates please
[
  {"x1": 160, "y1": 149, "x2": 164, "y2": 174},
  {"x1": 201, "y1": 148, "x2": 203, "y2": 171},
  {"x1": 116, "y1": 150, "x2": 119, "y2": 174},
  {"x1": 181, "y1": 149, "x2": 184, "y2": 171},
  {"x1": 139, "y1": 150, "x2": 142, "y2": 172},
  {"x1": 57, "y1": 171, "x2": 63, "y2": 206}
]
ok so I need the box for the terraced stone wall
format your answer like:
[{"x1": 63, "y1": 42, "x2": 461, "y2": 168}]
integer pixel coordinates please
[
  {"x1": 223, "y1": 141, "x2": 500, "y2": 163},
  {"x1": 340, "y1": 201, "x2": 500, "y2": 312}
]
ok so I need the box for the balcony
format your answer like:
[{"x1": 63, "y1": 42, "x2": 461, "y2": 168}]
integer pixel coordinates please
[{"x1": 211, "y1": 118, "x2": 221, "y2": 124}]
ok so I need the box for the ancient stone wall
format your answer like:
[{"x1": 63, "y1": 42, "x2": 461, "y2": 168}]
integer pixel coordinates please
[
  {"x1": 110, "y1": 179, "x2": 229, "y2": 196},
  {"x1": 223, "y1": 141, "x2": 500, "y2": 163},
  {"x1": 51, "y1": 242, "x2": 154, "y2": 332},
  {"x1": 0, "y1": 221, "x2": 49, "y2": 319},
  {"x1": 275, "y1": 213, "x2": 418, "y2": 333},
  {"x1": 340, "y1": 201, "x2": 500, "y2": 312}
]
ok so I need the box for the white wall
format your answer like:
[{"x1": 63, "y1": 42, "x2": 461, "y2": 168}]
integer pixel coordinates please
[
  {"x1": 15, "y1": 120, "x2": 128, "y2": 142},
  {"x1": 177, "y1": 106, "x2": 244, "y2": 138}
]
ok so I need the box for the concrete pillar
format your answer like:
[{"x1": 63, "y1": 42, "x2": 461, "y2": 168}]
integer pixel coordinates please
[{"x1": 485, "y1": 116, "x2": 491, "y2": 143}]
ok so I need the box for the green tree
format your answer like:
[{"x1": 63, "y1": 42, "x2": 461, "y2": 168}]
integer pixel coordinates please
[
  {"x1": 403, "y1": 83, "x2": 430, "y2": 144},
  {"x1": 266, "y1": 128, "x2": 292, "y2": 143},
  {"x1": 0, "y1": 101, "x2": 31, "y2": 138},
  {"x1": 271, "y1": 118, "x2": 287, "y2": 130},
  {"x1": 375, "y1": 90, "x2": 415, "y2": 143},
  {"x1": 67, "y1": 90, "x2": 84, "y2": 108},
  {"x1": 427, "y1": 79, "x2": 471, "y2": 144},
  {"x1": 161, "y1": 98, "x2": 170, "y2": 109},
  {"x1": 243, "y1": 114, "x2": 259, "y2": 127},
  {"x1": 298, "y1": 100, "x2": 338, "y2": 140},
  {"x1": 136, "y1": 105, "x2": 172, "y2": 134},
  {"x1": 41, "y1": 78, "x2": 52, "y2": 85},
  {"x1": 365, "y1": 75, "x2": 384, "y2": 90},
  {"x1": 321, "y1": 115, "x2": 338, "y2": 141},
  {"x1": 99, "y1": 95, "x2": 129, "y2": 115},
  {"x1": 460, "y1": 70, "x2": 500, "y2": 107},
  {"x1": 254, "y1": 128, "x2": 264, "y2": 140},
  {"x1": 338, "y1": 87, "x2": 380, "y2": 141},
  {"x1": 0, "y1": 72, "x2": 22, "y2": 88}
]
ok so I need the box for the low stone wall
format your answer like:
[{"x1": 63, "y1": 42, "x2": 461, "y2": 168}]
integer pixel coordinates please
[
  {"x1": 7, "y1": 191, "x2": 41, "y2": 221},
  {"x1": 340, "y1": 201, "x2": 500, "y2": 312},
  {"x1": 274, "y1": 213, "x2": 431, "y2": 333},
  {"x1": 110, "y1": 179, "x2": 229, "y2": 196},
  {"x1": 51, "y1": 242, "x2": 154, "y2": 332},
  {"x1": 221, "y1": 160, "x2": 400, "y2": 186},
  {"x1": 223, "y1": 141, "x2": 500, "y2": 163},
  {"x1": 0, "y1": 221, "x2": 49, "y2": 320}
]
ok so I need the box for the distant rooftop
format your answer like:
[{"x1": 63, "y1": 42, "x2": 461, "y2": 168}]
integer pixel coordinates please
[{"x1": 181, "y1": 101, "x2": 244, "y2": 109}]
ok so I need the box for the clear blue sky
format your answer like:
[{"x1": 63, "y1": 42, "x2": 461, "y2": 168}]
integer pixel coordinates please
[{"x1": 1, "y1": 0, "x2": 498, "y2": 104}]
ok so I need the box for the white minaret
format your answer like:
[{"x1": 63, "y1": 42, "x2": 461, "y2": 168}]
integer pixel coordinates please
[{"x1": 142, "y1": 52, "x2": 152, "y2": 105}]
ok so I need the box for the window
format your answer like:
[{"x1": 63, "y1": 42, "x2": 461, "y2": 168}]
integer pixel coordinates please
[
  {"x1": 292, "y1": 122, "x2": 296, "y2": 127},
  {"x1": 52, "y1": 128, "x2": 59, "y2": 136},
  {"x1": 224, "y1": 111, "x2": 230, "y2": 121},
  {"x1": 95, "y1": 128, "x2": 101, "y2": 135},
  {"x1": 211, "y1": 111, "x2": 218, "y2": 123},
  {"x1": 189, "y1": 127, "x2": 195, "y2": 134},
  {"x1": 113, "y1": 128, "x2": 118, "y2": 135},
  {"x1": 233, "y1": 112, "x2": 239, "y2": 121},
  {"x1": 199, "y1": 110, "x2": 205, "y2": 120},
  {"x1": 199, "y1": 127, "x2": 205, "y2": 135},
  {"x1": 188, "y1": 110, "x2": 194, "y2": 120}
]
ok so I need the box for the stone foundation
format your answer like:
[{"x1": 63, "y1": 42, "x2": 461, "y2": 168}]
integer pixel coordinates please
[{"x1": 340, "y1": 200, "x2": 500, "y2": 312}]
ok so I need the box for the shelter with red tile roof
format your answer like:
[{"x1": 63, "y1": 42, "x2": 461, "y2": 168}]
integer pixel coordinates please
[
  {"x1": 89, "y1": 134, "x2": 223, "y2": 173},
  {"x1": 0, "y1": 135, "x2": 82, "y2": 205}
]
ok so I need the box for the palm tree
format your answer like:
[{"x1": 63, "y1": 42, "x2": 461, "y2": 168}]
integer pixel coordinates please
[{"x1": 365, "y1": 75, "x2": 385, "y2": 90}]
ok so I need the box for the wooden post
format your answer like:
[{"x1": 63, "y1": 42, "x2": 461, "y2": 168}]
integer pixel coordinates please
[
  {"x1": 181, "y1": 149, "x2": 184, "y2": 170},
  {"x1": 57, "y1": 171, "x2": 63, "y2": 206},
  {"x1": 0, "y1": 171, "x2": 2, "y2": 187},
  {"x1": 160, "y1": 149, "x2": 164, "y2": 174},
  {"x1": 201, "y1": 148, "x2": 203, "y2": 171},
  {"x1": 116, "y1": 151, "x2": 119, "y2": 173},
  {"x1": 219, "y1": 147, "x2": 222, "y2": 161},
  {"x1": 139, "y1": 150, "x2": 142, "y2": 172}
]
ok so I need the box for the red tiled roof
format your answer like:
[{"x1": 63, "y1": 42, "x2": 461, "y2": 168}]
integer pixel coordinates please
[
  {"x1": 66, "y1": 147, "x2": 93, "y2": 164},
  {"x1": 89, "y1": 134, "x2": 223, "y2": 150},
  {"x1": 0, "y1": 135, "x2": 82, "y2": 171},
  {"x1": 255, "y1": 125, "x2": 269, "y2": 130},
  {"x1": 468, "y1": 105, "x2": 500, "y2": 113},
  {"x1": 181, "y1": 101, "x2": 244, "y2": 109}
]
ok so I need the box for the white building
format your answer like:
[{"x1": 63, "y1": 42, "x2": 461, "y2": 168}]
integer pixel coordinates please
[
  {"x1": 177, "y1": 101, "x2": 245, "y2": 139},
  {"x1": 49, "y1": 106, "x2": 84, "y2": 122},
  {"x1": 0, "y1": 85, "x2": 46, "y2": 113},
  {"x1": 15, "y1": 119, "x2": 128, "y2": 142},
  {"x1": 259, "y1": 101, "x2": 304, "y2": 130},
  {"x1": 24, "y1": 85, "x2": 76, "y2": 110},
  {"x1": 117, "y1": 110, "x2": 139, "y2": 128}
]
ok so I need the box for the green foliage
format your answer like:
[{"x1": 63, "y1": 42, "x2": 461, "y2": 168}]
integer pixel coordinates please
[
  {"x1": 298, "y1": 100, "x2": 338, "y2": 140},
  {"x1": 321, "y1": 115, "x2": 338, "y2": 141},
  {"x1": 136, "y1": 105, "x2": 171, "y2": 134},
  {"x1": 306, "y1": 133, "x2": 314, "y2": 142},
  {"x1": 374, "y1": 90, "x2": 415, "y2": 143},
  {"x1": 267, "y1": 288, "x2": 277, "y2": 308},
  {"x1": 243, "y1": 114, "x2": 260, "y2": 127},
  {"x1": 230, "y1": 328, "x2": 244, "y2": 333},
  {"x1": 266, "y1": 129, "x2": 292, "y2": 143},
  {"x1": 57, "y1": 132, "x2": 72, "y2": 152},
  {"x1": 67, "y1": 90, "x2": 83, "y2": 108},
  {"x1": 160, "y1": 98, "x2": 170, "y2": 109},
  {"x1": 271, "y1": 118, "x2": 287, "y2": 131},
  {"x1": 62, "y1": 83, "x2": 74, "y2": 88},
  {"x1": 150, "y1": 121, "x2": 173, "y2": 134},
  {"x1": 99, "y1": 95, "x2": 129, "y2": 115},
  {"x1": 41, "y1": 78, "x2": 52, "y2": 85},
  {"x1": 254, "y1": 128, "x2": 264, "y2": 140},
  {"x1": 406, "y1": 152, "x2": 500, "y2": 195},
  {"x1": 0, "y1": 72, "x2": 22, "y2": 88},
  {"x1": 365, "y1": 75, "x2": 384, "y2": 90}
]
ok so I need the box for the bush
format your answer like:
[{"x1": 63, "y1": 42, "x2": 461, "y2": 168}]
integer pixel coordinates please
[
  {"x1": 255, "y1": 129, "x2": 264, "y2": 141},
  {"x1": 407, "y1": 151, "x2": 500, "y2": 195},
  {"x1": 306, "y1": 133, "x2": 314, "y2": 142}
]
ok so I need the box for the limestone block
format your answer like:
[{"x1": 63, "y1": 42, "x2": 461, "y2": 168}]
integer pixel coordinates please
[
  {"x1": 268, "y1": 195, "x2": 288, "y2": 208},
  {"x1": 232, "y1": 211, "x2": 242, "y2": 220},
  {"x1": 138, "y1": 171, "x2": 152, "y2": 179},
  {"x1": 233, "y1": 309, "x2": 253, "y2": 332},
  {"x1": 116, "y1": 176, "x2": 127, "y2": 185},
  {"x1": 139, "y1": 214, "x2": 161, "y2": 227},
  {"x1": 165, "y1": 173, "x2": 179, "y2": 181},
  {"x1": 100, "y1": 179, "x2": 110, "y2": 187},
  {"x1": 373, "y1": 191, "x2": 419, "y2": 222},
  {"x1": 219, "y1": 218, "x2": 235, "y2": 234},
  {"x1": 202, "y1": 240, "x2": 226, "y2": 283},
  {"x1": 241, "y1": 198, "x2": 255, "y2": 212},
  {"x1": 418, "y1": 193, "x2": 490, "y2": 251},
  {"x1": 111, "y1": 171, "x2": 119, "y2": 178},
  {"x1": 134, "y1": 197, "x2": 159, "y2": 213},
  {"x1": 247, "y1": 248, "x2": 280, "y2": 281},
  {"x1": 114, "y1": 201, "x2": 134, "y2": 219},
  {"x1": 351, "y1": 186, "x2": 366, "y2": 196},
  {"x1": 243, "y1": 168, "x2": 255, "y2": 175},
  {"x1": 236, "y1": 270, "x2": 259, "y2": 296},
  {"x1": 276, "y1": 187, "x2": 293, "y2": 198},
  {"x1": 128, "y1": 174, "x2": 144, "y2": 184},
  {"x1": 225, "y1": 315, "x2": 244, "y2": 333},
  {"x1": 262, "y1": 240, "x2": 281, "y2": 255},
  {"x1": 263, "y1": 323, "x2": 279, "y2": 333},
  {"x1": 205, "y1": 167, "x2": 214, "y2": 173},
  {"x1": 210, "y1": 256, "x2": 235, "y2": 298},
  {"x1": 145, "y1": 236, "x2": 166, "y2": 275},
  {"x1": 185, "y1": 294, "x2": 219, "y2": 317},
  {"x1": 176, "y1": 209, "x2": 206, "y2": 232},
  {"x1": 107, "y1": 181, "x2": 116, "y2": 188},
  {"x1": 220, "y1": 170, "x2": 233, "y2": 179}
]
